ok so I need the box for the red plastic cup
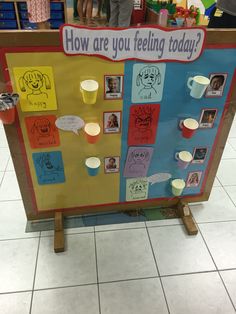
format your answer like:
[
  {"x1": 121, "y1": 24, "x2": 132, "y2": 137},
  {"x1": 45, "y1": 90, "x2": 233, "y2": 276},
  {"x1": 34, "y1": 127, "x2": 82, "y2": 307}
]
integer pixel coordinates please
[
  {"x1": 182, "y1": 118, "x2": 199, "y2": 139},
  {"x1": 0, "y1": 107, "x2": 16, "y2": 124},
  {"x1": 84, "y1": 123, "x2": 100, "y2": 144}
]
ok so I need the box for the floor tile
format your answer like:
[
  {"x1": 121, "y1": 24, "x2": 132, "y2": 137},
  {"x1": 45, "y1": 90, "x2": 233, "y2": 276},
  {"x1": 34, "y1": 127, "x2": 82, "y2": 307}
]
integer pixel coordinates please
[
  {"x1": 217, "y1": 159, "x2": 236, "y2": 186},
  {"x1": 0, "y1": 128, "x2": 8, "y2": 147},
  {"x1": 6, "y1": 157, "x2": 15, "y2": 171},
  {"x1": 146, "y1": 218, "x2": 182, "y2": 228},
  {"x1": 0, "y1": 147, "x2": 10, "y2": 171},
  {"x1": 35, "y1": 234, "x2": 97, "y2": 289},
  {"x1": 224, "y1": 186, "x2": 236, "y2": 207},
  {"x1": 190, "y1": 187, "x2": 236, "y2": 223},
  {"x1": 96, "y1": 228, "x2": 157, "y2": 282},
  {"x1": 0, "y1": 200, "x2": 39, "y2": 240},
  {"x1": 0, "y1": 292, "x2": 32, "y2": 314},
  {"x1": 0, "y1": 171, "x2": 4, "y2": 185},
  {"x1": 41, "y1": 226, "x2": 94, "y2": 237},
  {"x1": 95, "y1": 221, "x2": 145, "y2": 232},
  {"x1": 222, "y1": 142, "x2": 236, "y2": 159},
  {"x1": 148, "y1": 225, "x2": 215, "y2": 275},
  {"x1": 0, "y1": 171, "x2": 21, "y2": 201},
  {"x1": 0, "y1": 238, "x2": 39, "y2": 293},
  {"x1": 213, "y1": 177, "x2": 221, "y2": 187},
  {"x1": 200, "y1": 221, "x2": 236, "y2": 269},
  {"x1": 100, "y1": 278, "x2": 168, "y2": 314},
  {"x1": 228, "y1": 138, "x2": 236, "y2": 151},
  {"x1": 32, "y1": 285, "x2": 99, "y2": 314},
  {"x1": 220, "y1": 270, "x2": 236, "y2": 308},
  {"x1": 162, "y1": 272, "x2": 235, "y2": 314}
]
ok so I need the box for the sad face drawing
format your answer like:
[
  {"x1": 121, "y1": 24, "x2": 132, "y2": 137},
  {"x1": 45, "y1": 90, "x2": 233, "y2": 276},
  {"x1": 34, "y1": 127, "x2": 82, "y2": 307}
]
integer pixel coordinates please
[{"x1": 136, "y1": 66, "x2": 161, "y2": 100}]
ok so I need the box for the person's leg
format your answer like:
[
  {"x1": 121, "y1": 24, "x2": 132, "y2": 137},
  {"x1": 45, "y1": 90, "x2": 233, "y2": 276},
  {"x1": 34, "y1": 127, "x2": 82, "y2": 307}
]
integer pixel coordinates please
[
  {"x1": 109, "y1": 0, "x2": 119, "y2": 27},
  {"x1": 118, "y1": 0, "x2": 133, "y2": 27},
  {"x1": 77, "y1": 0, "x2": 86, "y2": 23},
  {"x1": 86, "y1": 0, "x2": 97, "y2": 26},
  {"x1": 95, "y1": 0, "x2": 103, "y2": 17},
  {"x1": 37, "y1": 21, "x2": 50, "y2": 29},
  {"x1": 74, "y1": 0, "x2": 79, "y2": 17}
]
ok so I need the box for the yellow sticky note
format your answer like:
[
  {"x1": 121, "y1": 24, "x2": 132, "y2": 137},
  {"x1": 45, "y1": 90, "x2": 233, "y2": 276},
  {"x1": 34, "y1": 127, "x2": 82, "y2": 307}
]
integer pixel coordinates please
[
  {"x1": 214, "y1": 9, "x2": 223, "y2": 17},
  {"x1": 13, "y1": 66, "x2": 57, "y2": 112}
]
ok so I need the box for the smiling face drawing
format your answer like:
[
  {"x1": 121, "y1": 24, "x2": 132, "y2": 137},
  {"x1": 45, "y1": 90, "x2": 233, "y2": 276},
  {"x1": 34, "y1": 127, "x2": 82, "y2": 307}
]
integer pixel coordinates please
[{"x1": 32, "y1": 118, "x2": 51, "y2": 137}]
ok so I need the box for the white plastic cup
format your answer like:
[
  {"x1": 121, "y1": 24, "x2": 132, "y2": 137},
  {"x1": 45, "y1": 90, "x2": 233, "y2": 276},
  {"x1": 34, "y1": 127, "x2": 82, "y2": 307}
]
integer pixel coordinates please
[
  {"x1": 175, "y1": 151, "x2": 193, "y2": 169},
  {"x1": 187, "y1": 75, "x2": 210, "y2": 99},
  {"x1": 171, "y1": 179, "x2": 186, "y2": 196}
]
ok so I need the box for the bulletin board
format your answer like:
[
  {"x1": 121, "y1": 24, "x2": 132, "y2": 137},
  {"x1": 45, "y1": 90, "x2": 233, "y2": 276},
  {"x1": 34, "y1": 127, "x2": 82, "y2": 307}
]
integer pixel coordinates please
[{"x1": 0, "y1": 28, "x2": 236, "y2": 221}]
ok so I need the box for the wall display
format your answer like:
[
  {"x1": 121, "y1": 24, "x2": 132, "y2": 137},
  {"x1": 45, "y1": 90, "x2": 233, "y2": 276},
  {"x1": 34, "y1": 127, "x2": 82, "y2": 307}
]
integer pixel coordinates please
[
  {"x1": 13, "y1": 66, "x2": 57, "y2": 112},
  {"x1": 0, "y1": 26, "x2": 236, "y2": 217}
]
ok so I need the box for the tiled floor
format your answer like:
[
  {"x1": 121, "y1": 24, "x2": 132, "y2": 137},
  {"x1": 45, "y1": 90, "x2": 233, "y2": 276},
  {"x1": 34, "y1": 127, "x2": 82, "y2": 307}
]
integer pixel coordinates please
[{"x1": 0, "y1": 117, "x2": 236, "y2": 314}]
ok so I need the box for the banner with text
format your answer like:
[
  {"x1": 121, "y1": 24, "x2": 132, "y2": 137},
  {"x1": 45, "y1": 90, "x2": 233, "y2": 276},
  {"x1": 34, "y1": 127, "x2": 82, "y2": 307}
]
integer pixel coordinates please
[{"x1": 61, "y1": 25, "x2": 206, "y2": 62}]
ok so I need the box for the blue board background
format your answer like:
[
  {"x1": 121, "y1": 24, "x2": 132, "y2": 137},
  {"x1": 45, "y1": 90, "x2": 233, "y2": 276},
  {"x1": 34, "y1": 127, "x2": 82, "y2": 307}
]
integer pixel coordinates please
[{"x1": 120, "y1": 48, "x2": 236, "y2": 202}]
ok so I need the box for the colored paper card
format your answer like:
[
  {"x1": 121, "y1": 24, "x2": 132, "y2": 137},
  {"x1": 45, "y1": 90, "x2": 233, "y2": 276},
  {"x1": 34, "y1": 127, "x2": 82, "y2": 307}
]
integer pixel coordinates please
[
  {"x1": 124, "y1": 146, "x2": 154, "y2": 178},
  {"x1": 128, "y1": 104, "x2": 160, "y2": 145},
  {"x1": 13, "y1": 66, "x2": 57, "y2": 112},
  {"x1": 25, "y1": 115, "x2": 60, "y2": 149},
  {"x1": 131, "y1": 63, "x2": 166, "y2": 103},
  {"x1": 126, "y1": 177, "x2": 149, "y2": 201},
  {"x1": 32, "y1": 151, "x2": 65, "y2": 185}
]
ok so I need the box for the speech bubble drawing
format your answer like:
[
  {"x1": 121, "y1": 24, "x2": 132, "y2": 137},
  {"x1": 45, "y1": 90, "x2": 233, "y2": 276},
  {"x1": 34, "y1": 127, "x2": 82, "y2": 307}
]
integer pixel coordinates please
[
  {"x1": 147, "y1": 173, "x2": 172, "y2": 185},
  {"x1": 55, "y1": 115, "x2": 85, "y2": 135}
]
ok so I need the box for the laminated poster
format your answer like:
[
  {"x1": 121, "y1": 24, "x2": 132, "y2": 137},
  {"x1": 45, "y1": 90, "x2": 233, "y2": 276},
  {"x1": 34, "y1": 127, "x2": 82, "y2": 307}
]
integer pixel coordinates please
[
  {"x1": 25, "y1": 115, "x2": 60, "y2": 149},
  {"x1": 126, "y1": 177, "x2": 149, "y2": 201},
  {"x1": 124, "y1": 146, "x2": 154, "y2": 178},
  {"x1": 32, "y1": 151, "x2": 65, "y2": 185},
  {"x1": 13, "y1": 66, "x2": 57, "y2": 112},
  {"x1": 128, "y1": 104, "x2": 160, "y2": 145}
]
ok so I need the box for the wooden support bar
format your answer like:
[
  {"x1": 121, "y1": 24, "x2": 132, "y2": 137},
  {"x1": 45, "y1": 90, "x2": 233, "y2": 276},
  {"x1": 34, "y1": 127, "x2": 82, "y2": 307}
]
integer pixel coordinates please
[
  {"x1": 54, "y1": 212, "x2": 65, "y2": 253},
  {"x1": 177, "y1": 201, "x2": 198, "y2": 235}
]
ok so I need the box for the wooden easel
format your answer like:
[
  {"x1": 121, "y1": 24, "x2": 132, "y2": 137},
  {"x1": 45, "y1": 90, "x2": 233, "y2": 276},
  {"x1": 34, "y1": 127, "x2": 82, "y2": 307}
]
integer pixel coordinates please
[{"x1": 54, "y1": 212, "x2": 65, "y2": 252}]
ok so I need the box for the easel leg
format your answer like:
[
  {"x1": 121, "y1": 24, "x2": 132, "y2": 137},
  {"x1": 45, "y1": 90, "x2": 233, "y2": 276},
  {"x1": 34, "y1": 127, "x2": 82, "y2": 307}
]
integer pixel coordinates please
[
  {"x1": 177, "y1": 201, "x2": 198, "y2": 235},
  {"x1": 54, "y1": 212, "x2": 65, "y2": 253}
]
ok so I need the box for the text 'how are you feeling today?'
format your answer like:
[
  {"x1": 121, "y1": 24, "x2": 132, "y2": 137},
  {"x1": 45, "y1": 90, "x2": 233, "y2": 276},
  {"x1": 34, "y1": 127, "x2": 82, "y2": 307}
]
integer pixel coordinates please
[{"x1": 61, "y1": 25, "x2": 206, "y2": 62}]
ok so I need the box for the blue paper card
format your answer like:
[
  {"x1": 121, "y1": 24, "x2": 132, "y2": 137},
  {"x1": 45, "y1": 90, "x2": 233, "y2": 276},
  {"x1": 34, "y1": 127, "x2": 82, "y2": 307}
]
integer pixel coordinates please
[
  {"x1": 131, "y1": 63, "x2": 166, "y2": 103},
  {"x1": 32, "y1": 151, "x2": 65, "y2": 185}
]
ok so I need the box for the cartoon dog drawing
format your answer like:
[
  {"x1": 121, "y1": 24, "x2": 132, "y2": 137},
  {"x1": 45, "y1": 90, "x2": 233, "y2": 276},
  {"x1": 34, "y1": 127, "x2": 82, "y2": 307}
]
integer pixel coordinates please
[
  {"x1": 136, "y1": 66, "x2": 161, "y2": 100},
  {"x1": 31, "y1": 118, "x2": 56, "y2": 145}
]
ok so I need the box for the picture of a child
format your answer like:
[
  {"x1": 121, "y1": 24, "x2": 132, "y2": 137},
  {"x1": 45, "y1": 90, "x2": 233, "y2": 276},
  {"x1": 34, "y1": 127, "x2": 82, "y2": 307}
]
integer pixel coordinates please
[
  {"x1": 187, "y1": 172, "x2": 202, "y2": 187},
  {"x1": 107, "y1": 113, "x2": 119, "y2": 128},
  {"x1": 106, "y1": 157, "x2": 117, "y2": 169},
  {"x1": 105, "y1": 75, "x2": 123, "y2": 99},
  {"x1": 104, "y1": 111, "x2": 121, "y2": 134},
  {"x1": 206, "y1": 73, "x2": 227, "y2": 97},
  {"x1": 199, "y1": 109, "x2": 217, "y2": 128}
]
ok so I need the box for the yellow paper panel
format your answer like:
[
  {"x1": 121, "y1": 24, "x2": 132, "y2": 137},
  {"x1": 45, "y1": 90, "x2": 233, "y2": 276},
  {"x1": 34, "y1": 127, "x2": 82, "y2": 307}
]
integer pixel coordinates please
[{"x1": 7, "y1": 52, "x2": 124, "y2": 211}]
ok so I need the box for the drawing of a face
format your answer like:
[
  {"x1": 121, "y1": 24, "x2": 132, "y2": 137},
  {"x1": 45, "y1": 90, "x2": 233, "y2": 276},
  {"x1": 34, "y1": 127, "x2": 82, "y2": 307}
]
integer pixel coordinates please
[
  {"x1": 24, "y1": 71, "x2": 44, "y2": 91},
  {"x1": 134, "y1": 106, "x2": 154, "y2": 131},
  {"x1": 132, "y1": 149, "x2": 149, "y2": 163},
  {"x1": 32, "y1": 118, "x2": 51, "y2": 137},
  {"x1": 43, "y1": 154, "x2": 54, "y2": 170},
  {"x1": 130, "y1": 180, "x2": 147, "y2": 196},
  {"x1": 136, "y1": 66, "x2": 161, "y2": 89}
]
